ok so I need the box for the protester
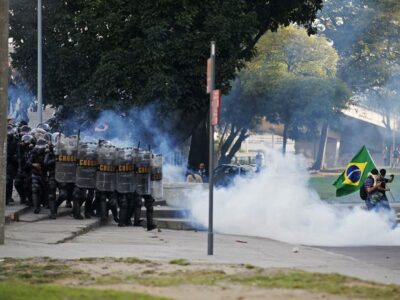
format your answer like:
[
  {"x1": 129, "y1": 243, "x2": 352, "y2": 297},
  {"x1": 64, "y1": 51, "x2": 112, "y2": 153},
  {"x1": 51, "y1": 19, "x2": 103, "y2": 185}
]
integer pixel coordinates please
[
  {"x1": 255, "y1": 151, "x2": 263, "y2": 172},
  {"x1": 197, "y1": 162, "x2": 208, "y2": 183},
  {"x1": 392, "y1": 146, "x2": 399, "y2": 168},
  {"x1": 378, "y1": 169, "x2": 394, "y2": 211},
  {"x1": 382, "y1": 146, "x2": 390, "y2": 167},
  {"x1": 397, "y1": 145, "x2": 400, "y2": 168},
  {"x1": 364, "y1": 168, "x2": 388, "y2": 211}
]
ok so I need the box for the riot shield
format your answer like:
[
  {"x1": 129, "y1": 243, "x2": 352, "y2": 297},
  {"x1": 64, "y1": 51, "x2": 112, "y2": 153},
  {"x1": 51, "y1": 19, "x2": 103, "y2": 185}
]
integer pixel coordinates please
[
  {"x1": 95, "y1": 144, "x2": 116, "y2": 192},
  {"x1": 133, "y1": 149, "x2": 151, "y2": 195},
  {"x1": 55, "y1": 136, "x2": 78, "y2": 183},
  {"x1": 151, "y1": 154, "x2": 163, "y2": 200},
  {"x1": 116, "y1": 147, "x2": 134, "y2": 193},
  {"x1": 76, "y1": 142, "x2": 97, "y2": 189}
]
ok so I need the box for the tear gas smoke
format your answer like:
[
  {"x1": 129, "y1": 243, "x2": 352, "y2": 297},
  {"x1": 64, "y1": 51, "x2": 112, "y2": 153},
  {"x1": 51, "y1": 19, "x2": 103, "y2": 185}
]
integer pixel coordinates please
[
  {"x1": 61, "y1": 103, "x2": 188, "y2": 180},
  {"x1": 8, "y1": 82, "x2": 34, "y2": 122},
  {"x1": 188, "y1": 148, "x2": 400, "y2": 246}
]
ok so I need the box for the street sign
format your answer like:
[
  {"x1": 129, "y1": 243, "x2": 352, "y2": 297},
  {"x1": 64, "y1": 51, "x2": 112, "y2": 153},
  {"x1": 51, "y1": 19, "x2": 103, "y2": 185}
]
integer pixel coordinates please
[
  {"x1": 207, "y1": 58, "x2": 211, "y2": 94},
  {"x1": 212, "y1": 89, "x2": 221, "y2": 125}
]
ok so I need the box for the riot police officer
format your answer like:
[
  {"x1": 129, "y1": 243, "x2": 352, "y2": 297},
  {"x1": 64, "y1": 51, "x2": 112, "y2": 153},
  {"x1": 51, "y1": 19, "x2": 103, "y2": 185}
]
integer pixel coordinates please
[
  {"x1": 54, "y1": 135, "x2": 78, "y2": 211},
  {"x1": 115, "y1": 147, "x2": 135, "y2": 226},
  {"x1": 133, "y1": 149, "x2": 157, "y2": 231},
  {"x1": 6, "y1": 125, "x2": 18, "y2": 205},
  {"x1": 27, "y1": 139, "x2": 48, "y2": 213},
  {"x1": 15, "y1": 134, "x2": 35, "y2": 206},
  {"x1": 44, "y1": 141, "x2": 57, "y2": 219},
  {"x1": 96, "y1": 142, "x2": 119, "y2": 223},
  {"x1": 73, "y1": 141, "x2": 98, "y2": 219}
]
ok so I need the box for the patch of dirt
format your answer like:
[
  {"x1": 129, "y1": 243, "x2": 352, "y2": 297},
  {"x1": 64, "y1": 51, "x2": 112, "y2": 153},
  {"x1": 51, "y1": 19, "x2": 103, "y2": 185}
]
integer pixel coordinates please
[{"x1": 86, "y1": 284, "x2": 357, "y2": 300}]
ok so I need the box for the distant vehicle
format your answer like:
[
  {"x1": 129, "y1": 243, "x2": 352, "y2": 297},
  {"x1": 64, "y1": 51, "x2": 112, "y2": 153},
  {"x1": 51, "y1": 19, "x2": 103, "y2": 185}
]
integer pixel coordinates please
[{"x1": 214, "y1": 164, "x2": 255, "y2": 187}]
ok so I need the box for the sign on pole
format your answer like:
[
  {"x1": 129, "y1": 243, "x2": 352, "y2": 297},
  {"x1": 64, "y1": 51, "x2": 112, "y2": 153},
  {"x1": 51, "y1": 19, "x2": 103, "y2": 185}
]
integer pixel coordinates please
[
  {"x1": 212, "y1": 89, "x2": 221, "y2": 126},
  {"x1": 208, "y1": 41, "x2": 216, "y2": 256},
  {"x1": 206, "y1": 58, "x2": 211, "y2": 94}
]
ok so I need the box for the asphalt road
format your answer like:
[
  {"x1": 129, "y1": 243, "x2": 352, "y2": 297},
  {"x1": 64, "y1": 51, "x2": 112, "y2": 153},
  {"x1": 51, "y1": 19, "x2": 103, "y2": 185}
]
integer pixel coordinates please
[{"x1": 317, "y1": 246, "x2": 400, "y2": 272}]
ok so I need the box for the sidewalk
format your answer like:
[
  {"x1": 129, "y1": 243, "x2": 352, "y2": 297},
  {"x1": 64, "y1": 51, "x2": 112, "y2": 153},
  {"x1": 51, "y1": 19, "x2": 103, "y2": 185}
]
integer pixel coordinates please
[{"x1": 1, "y1": 225, "x2": 399, "y2": 285}]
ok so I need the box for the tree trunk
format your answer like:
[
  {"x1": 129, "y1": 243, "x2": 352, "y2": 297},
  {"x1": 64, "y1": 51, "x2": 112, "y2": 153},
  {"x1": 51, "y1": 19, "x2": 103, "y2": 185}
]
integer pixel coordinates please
[
  {"x1": 220, "y1": 128, "x2": 249, "y2": 165},
  {"x1": 0, "y1": 0, "x2": 10, "y2": 244},
  {"x1": 282, "y1": 123, "x2": 288, "y2": 154},
  {"x1": 313, "y1": 121, "x2": 329, "y2": 170},
  {"x1": 187, "y1": 118, "x2": 209, "y2": 171}
]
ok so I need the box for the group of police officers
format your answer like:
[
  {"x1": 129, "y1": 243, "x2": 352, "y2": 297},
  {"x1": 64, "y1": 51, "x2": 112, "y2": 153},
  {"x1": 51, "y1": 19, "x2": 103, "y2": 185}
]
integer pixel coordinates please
[{"x1": 6, "y1": 120, "x2": 163, "y2": 231}]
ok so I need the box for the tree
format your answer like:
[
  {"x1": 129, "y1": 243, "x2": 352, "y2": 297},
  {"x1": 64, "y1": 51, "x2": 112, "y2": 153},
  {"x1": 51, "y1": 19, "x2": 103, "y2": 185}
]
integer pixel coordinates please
[
  {"x1": 217, "y1": 79, "x2": 262, "y2": 165},
  {"x1": 9, "y1": 0, "x2": 324, "y2": 168},
  {"x1": 318, "y1": 0, "x2": 400, "y2": 145},
  {"x1": 239, "y1": 26, "x2": 350, "y2": 154}
]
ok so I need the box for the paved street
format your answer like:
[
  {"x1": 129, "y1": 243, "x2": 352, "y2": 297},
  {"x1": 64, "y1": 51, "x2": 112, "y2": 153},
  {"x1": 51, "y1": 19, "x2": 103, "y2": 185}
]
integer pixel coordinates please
[{"x1": 1, "y1": 206, "x2": 400, "y2": 285}]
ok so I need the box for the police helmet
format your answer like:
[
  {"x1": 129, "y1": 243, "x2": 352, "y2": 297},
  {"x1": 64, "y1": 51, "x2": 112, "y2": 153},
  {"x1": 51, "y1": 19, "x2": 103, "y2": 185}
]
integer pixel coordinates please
[
  {"x1": 37, "y1": 123, "x2": 51, "y2": 132},
  {"x1": 19, "y1": 125, "x2": 31, "y2": 135},
  {"x1": 35, "y1": 139, "x2": 48, "y2": 150},
  {"x1": 21, "y1": 134, "x2": 35, "y2": 145},
  {"x1": 51, "y1": 132, "x2": 63, "y2": 145},
  {"x1": 7, "y1": 124, "x2": 16, "y2": 135}
]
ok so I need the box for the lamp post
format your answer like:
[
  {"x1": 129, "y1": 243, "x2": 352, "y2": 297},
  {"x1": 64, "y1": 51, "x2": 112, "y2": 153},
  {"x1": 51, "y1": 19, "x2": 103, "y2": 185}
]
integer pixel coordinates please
[
  {"x1": 37, "y1": 0, "x2": 43, "y2": 124},
  {"x1": 207, "y1": 41, "x2": 216, "y2": 255}
]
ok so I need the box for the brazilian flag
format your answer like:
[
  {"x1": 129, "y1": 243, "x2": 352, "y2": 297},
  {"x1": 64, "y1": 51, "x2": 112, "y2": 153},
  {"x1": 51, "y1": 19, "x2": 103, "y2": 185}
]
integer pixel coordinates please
[{"x1": 333, "y1": 146, "x2": 376, "y2": 197}]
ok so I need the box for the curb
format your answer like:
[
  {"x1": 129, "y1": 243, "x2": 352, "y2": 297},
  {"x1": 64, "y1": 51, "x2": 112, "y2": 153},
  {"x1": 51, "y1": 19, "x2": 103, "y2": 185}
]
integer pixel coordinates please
[{"x1": 56, "y1": 218, "x2": 102, "y2": 244}]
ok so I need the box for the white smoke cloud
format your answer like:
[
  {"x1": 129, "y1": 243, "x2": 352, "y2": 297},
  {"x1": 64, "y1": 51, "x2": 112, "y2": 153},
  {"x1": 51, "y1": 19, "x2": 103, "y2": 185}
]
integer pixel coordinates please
[{"x1": 187, "y1": 148, "x2": 400, "y2": 246}]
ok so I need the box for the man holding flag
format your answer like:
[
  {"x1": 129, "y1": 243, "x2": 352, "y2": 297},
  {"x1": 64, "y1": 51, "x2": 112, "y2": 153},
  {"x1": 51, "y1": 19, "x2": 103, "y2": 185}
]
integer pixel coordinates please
[
  {"x1": 334, "y1": 146, "x2": 397, "y2": 221},
  {"x1": 333, "y1": 145, "x2": 377, "y2": 198}
]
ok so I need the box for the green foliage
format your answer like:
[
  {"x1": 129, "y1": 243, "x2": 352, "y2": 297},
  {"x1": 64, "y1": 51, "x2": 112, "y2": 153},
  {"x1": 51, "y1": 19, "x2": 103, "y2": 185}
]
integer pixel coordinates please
[
  {"x1": 0, "y1": 283, "x2": 168, "y2": 300},
  {"x1": 0, "y1": 258, "x2": 86, "y2": 284},
  {"x1": 169, "y1": 258, "x2": 190, "y2": 266},
  {"x1": 9, "y1": 0, "x2": 323, "y2": 143},
  {"x1": 232, "y1": 271, "x2": 400, "y2": 300},
  {"x1": 237, "y1": 26, "x2": 350, "y2": 145}
]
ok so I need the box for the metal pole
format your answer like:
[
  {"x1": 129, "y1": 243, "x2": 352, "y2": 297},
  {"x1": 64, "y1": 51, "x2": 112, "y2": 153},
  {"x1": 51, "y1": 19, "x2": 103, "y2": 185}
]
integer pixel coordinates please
[
  {"x1": 208, "y1": 41, "x2": 215, "y2": 255},
  {"x1": 37, "y1": 0, "x2": 43, "y2": 124},
  {"x1": 0, "y1": 0, "x2": 10, "y2": 245}
]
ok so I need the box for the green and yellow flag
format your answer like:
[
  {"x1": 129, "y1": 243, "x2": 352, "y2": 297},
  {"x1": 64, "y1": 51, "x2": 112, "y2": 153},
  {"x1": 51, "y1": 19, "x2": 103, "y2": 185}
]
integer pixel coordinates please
[{"x1": 333, "y1": 146, "x2": 376, "y2": 197}]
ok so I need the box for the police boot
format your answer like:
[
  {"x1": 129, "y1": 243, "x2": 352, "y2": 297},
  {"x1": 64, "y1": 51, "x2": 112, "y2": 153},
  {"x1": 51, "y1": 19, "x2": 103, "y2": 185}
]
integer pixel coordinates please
[
  {"x1": 118, "y1": 195, "x2": 128, "y2": 227},
  {"x1": 6, "y1": 177, "x2": 13, "y2": 205},
  {"x1": 84, "y1": 198, "x2": 92, "y2": 219},
  {"x1": 14, "y1": 176, "x2": 26, "y2": 204},
  {"x1": 32, "y1": 193, "x2": 41, "y2": 214},
  {"x1": 146, "y1": 209, "x2": 157, "y2": 231},
  {"x1": 118, "y1": 207, "x2": 128, "y2": 227},
  {"x1": 127, "y1": 200, "x2": 134, "y2": 226},
  {"x1": 73, "y1": 199, "x2": 84, "y2": 220},
  {"x1": 99, "y1": 197, "x2": 108, "y2": 223},
  {"x1": 49, "y1": 200, "x2": 57, "y2": 219},
  {"x1": 133, "y1": 206, "x2": 143, "y2": 227},
  {"x1": 110, "y1": 204, "x2": 119, "y2": 224}
]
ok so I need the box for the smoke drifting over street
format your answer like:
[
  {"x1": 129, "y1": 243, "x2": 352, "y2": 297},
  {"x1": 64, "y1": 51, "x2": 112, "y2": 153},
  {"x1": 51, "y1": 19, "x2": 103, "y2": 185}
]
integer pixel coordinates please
[{"x1": 188, "y1": 149, "x2": 400, "y2": 246}]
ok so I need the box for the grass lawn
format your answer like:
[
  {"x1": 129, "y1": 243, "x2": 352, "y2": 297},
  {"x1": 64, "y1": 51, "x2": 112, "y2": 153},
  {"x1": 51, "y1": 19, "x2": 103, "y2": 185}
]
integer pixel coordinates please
[
  {"x1": 309, "y1": 174, "x2": 400, "y2": 201},
  {"x1": 1, "y1": 258, "x2": 400, "y2": 300},
  {"x1": 0, "y1": 283, "x2": 168, "y2": 300}
]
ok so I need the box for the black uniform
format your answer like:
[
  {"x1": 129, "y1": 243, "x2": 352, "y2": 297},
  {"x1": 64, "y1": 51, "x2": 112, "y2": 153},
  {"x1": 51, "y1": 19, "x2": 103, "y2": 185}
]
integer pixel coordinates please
[
  {"x1": 26, "y1": 141, "x2": 47, "y2": 214},
  {"x1": 44, "y1": 147, "x2": 57, "y2": 219},
  {"x1": 14, "y1": 137, "x2": 33, "y2": 205},
  {"x1": 6, "y1": 131, "x2": 18, "y2": 205}
]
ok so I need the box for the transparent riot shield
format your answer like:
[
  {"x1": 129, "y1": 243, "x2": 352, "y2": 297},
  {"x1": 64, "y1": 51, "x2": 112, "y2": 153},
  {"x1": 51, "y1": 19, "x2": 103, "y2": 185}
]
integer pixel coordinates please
[
  {"x1": 95, "y1": 144, "x2": 116, "y2": 192},
  {"x1": 54, "y1": 135, "x2": 78, "y2": 183},
  {"x1": 151, "y1": 154, "x2": 163, "y2": 200},
  {"x1": 116, "y1": 147, "x2": 134, "y2": 193},
  {"x1": 75, "y1": 142, "x2": 97, "y2": 189},
  {"x1": 133, "y1": 149, "x2": 151, "y2": 195}
]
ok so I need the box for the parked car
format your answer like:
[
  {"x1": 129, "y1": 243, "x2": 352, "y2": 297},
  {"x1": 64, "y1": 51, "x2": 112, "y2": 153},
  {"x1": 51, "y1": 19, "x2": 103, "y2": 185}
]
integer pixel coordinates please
[{"x1": 214, "y1": 164, "x2": 255, "y2": 187}]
